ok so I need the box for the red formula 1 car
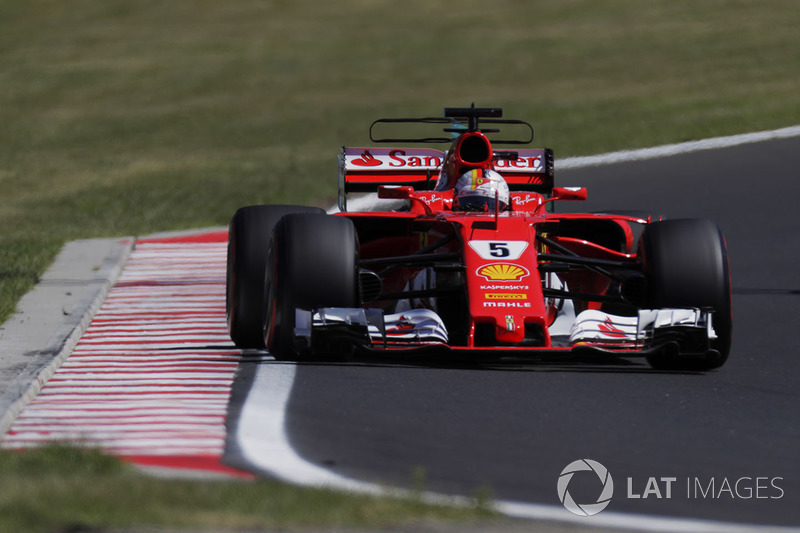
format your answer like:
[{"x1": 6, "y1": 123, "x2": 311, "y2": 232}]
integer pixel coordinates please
[{"x1": 226, "y1": 107, "x2": 732, "y2": 370}]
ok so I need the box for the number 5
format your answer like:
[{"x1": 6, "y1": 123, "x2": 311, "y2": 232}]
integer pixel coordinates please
[{"x1": 489, "y1": 242, "x2": 510, "y2": 258}]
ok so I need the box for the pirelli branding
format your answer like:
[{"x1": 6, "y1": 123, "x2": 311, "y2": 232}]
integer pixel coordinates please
[{"x1": 485, "y1": 293, "x2": 528, "y2": 301}]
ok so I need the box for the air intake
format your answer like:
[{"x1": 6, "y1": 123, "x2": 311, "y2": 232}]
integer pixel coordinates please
[{"x1": 359, "y1": 269, "x2": 383, "y2": 303}]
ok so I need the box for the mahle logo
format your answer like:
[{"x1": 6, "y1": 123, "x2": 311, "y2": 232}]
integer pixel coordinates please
[{"x1": 558, "y1": 459, "x2": 614, "y2": 516}]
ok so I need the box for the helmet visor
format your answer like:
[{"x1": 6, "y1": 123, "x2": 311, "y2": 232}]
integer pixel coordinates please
[{"x1": 457, "y1": 196, "x2": 505, "y2": 212}]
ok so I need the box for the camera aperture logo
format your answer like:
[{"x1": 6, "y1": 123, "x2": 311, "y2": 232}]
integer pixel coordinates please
[
  {"x1": 557, "y1": 459, "x2": 614, "y2": 516},
  {"x1": 558, "y1": 459, "x2": 785, "y2": 517}
]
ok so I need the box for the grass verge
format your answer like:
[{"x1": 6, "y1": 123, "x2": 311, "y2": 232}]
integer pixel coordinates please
[
  {"x1": 0, "y1": 445, "x2": 494, "y2": 533},
  {"x1": 2, "y1": 1, "x2": 800, "y2": 323},
  {"x1": 1, "y1": 1, "x2": 799, "y2": 530}
]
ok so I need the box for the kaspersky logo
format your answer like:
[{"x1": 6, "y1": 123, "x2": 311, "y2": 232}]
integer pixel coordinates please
[{"x1": 558, "y1": 459, "x2": 614, "y2": 516}]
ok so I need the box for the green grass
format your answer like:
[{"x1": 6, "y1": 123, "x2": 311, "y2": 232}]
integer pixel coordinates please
[
  {"x1": 2, "y1": 1, "x2": 800, "y2": 321},
  {"x1": 1, "y1": 1, "x2": 800, "y2": 529},
  {"x1": 0, "y1": 445, "x2": 493, "y2": 533}
]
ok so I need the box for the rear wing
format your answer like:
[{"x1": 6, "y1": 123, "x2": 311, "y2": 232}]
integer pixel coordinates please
[{"x1": 338, "y1": 147, "x2": 555, "y2": 212}]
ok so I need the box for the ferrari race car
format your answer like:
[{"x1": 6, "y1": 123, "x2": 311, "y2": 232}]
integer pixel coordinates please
[{"x1": 226, "y1": 106, "x2": 732, "y2": 370}]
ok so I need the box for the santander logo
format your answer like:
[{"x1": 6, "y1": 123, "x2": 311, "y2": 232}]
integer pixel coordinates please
[
  {"x1": 351, "y1": 150, "x2": 382, "y2": 167},
  {"x1": 346, "y1": 148, "x2": 443, "y2": 169},
  {"x1": 346, "y1": 148, "x2": 547, "y2": 173}
]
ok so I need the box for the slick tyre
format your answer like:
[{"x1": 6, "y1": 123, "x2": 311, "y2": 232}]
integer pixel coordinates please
[
  {"x1": 226, "y1": 205, "x2": 324, "y2": 349},
  {"x1": 265, "y1": 214, "x2": 359, "y2": 360},
  {"x1": 639, "y1": 219, "x2": 732, "y2": 371}
]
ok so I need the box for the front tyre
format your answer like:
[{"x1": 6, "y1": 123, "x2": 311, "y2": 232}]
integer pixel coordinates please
[
  {"x1": 226, "y1": 205, "x2": 324, "y2": 349},
  {"x1": 640, "y1": 219, "x2": 732, "y2": 371},
  {"x1": 265, "y1": 214, "x2": 359, "y2": 360}
]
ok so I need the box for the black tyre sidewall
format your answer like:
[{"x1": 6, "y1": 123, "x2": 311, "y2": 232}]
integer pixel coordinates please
[
  {"x1": 266, "y1": 214, "x2": 358, "y2": 360},
  {"x1": 226, "y1": 205, "x2": 324, "y2": 348},
  {"x1": 640, "y1": 218, "x2": 732, "y2": 369}
]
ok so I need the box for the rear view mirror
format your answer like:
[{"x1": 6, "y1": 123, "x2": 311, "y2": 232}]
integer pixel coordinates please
[
  {"x1": 551, "y1": 187, "x2": 588, "y2": 201},
  {"x1": 377, "y1": 185, "x2": 415, "y2": 200},
  {"x1": 377, "y1": 185, "x2": 432, "y2": 214}
]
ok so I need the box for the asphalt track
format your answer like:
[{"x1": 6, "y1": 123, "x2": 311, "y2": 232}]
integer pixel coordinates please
[
  {"x1": 233, "y1": 135, "x2": 800, "y2": 528},
  {"x1": 2, "y1": 132, "x2": 798, "y2": 531}
]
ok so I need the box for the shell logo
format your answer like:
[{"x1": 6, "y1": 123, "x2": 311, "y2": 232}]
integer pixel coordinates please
[{"x1": 477, "y1": 263, "x2": 530, "y2": 282}]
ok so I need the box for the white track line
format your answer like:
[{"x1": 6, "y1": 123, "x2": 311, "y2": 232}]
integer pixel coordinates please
[
  {"x1": 237, "y1": 360, "x2": 794, "y2": 533},
  {"x1": 296, "y1": 125, "x2": 800, "y2": 531},
  {"x1": 237, "y1": 362, "x2": 377, "y2": 491},
  {"x1": 333, "y1": 125, "x2": 800, "y2": 213},
  {"x1": 556, "y1": 124, "x2": 800, "y2": 169}
]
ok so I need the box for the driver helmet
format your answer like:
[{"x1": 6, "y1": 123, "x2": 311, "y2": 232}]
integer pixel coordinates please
[{"x1": 453, "y1": 168, "x2": 510, "y2": 212}]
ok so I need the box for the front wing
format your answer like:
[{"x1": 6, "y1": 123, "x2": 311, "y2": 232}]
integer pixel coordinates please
[{"x1": 290, "y1": 306, "x2": 719, "y2": 359}]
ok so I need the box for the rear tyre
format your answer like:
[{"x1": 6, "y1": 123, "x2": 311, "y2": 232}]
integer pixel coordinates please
[
  {"x1": 265, "y1": 214, "x2": 359, "y2": 360},
  {"x1": 639, "y1": 219, "x2": 732, "y2": 370},
  {"x1": 226, "y1": 205, "x2": 324, "y2": 349}
]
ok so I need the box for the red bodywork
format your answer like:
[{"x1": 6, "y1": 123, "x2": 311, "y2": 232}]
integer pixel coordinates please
[{"x1": 335, "y1": 129, "x2": 646, "y2": 353}]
